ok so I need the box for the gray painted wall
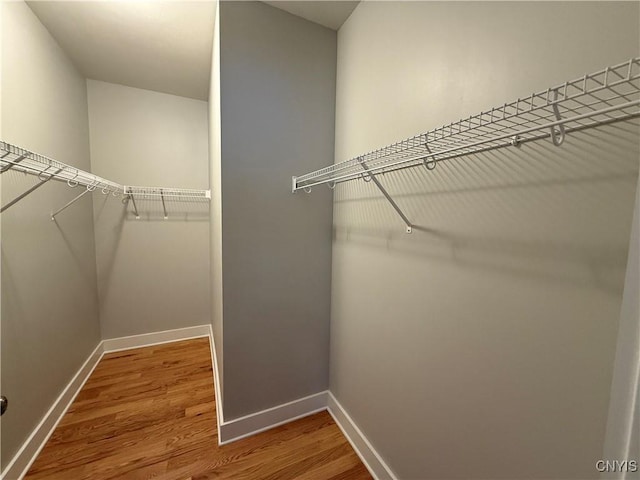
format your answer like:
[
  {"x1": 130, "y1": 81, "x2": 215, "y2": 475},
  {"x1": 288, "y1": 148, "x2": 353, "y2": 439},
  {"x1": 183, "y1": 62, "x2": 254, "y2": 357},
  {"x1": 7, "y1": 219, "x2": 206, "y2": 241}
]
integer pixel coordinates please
[
  {"x1": 219, "y1": 1, "x2": 335, "y2": 420},
  {"x1": 0, "y1": 1, "x2": 101, "y2": 469},
  {"x1": 87, "y1": 80, "x2": 211, "y2": 339},
  {"x1": 330, "y1": 2, "x2": 640, "y2": 479}
]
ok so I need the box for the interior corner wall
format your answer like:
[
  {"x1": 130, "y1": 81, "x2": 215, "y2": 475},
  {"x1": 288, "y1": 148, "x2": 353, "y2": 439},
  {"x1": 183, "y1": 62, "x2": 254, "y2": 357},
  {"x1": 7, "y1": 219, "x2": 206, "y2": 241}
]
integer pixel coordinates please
[
  {"x1": 208, "y1": 0, "x2": 224, "y2": 400},
  {"x1": 87, "y1": 80, "x2": 211, "y2": 339},
  {"x1": 219, "y1": 1, "x2": 335, "y2": 420},
  {"x1": 603, "y1": 174, "x2": 640, "y2": 479},
  {"x1": 0, "y1": 1, "x2": 100, "y2": 470},
  {"x1": 330, "y1": 2, "x2": 640, "y2": 479}
]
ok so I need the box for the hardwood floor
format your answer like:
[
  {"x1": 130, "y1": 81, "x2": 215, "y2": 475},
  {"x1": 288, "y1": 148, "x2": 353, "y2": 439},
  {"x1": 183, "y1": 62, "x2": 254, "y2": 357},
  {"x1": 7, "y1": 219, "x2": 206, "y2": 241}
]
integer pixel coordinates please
[{"x1": 24, "y1": 338, "x2": 371, "y2": 480}]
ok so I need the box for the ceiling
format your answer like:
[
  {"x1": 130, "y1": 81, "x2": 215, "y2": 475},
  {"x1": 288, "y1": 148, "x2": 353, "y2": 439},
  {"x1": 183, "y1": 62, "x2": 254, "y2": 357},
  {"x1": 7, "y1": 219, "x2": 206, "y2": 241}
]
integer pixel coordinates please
[
  {"x1": 27, "y1": 1, "x2": 358, "y2": 101},
  {"x1": 28, "y1": 1, "x2": 215, "y2": 101},
  {"x1": 264, "y1": 1, "x2": 359, "y2": 31}
]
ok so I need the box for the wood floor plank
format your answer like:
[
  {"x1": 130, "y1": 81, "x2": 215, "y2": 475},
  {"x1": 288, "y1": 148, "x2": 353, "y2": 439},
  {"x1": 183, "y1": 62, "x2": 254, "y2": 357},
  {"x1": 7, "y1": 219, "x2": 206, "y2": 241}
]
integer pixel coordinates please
[{"x1": 24, "y1": 338, "x2": 372, "y2": 480}]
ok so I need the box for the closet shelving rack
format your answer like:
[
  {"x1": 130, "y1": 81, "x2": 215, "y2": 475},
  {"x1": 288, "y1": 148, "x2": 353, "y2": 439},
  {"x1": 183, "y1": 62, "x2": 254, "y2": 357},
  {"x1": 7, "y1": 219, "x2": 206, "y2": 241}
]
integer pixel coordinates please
[
  {"x1": 0, "y1": 141, "x2": 211, "y2": 219},
  {"x1": 292, "y1": 57, "x2": 640, "y2": 233}
]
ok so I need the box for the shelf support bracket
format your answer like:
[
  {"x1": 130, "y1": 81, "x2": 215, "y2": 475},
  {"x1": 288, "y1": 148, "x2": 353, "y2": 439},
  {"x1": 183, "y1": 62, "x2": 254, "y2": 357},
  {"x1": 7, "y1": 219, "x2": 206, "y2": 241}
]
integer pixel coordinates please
[
  {"x1": 358, "y1": 158, "x2": 413, "y2": 234},
  {"x1": 0, "y1": 168, "x2": 63, "y2": 213},
  {"x1": 161, "y1": 189, "x2": 168, "y2": 219},
  {"x1": 128, "y1": 193, "x2": 140, "y2": 219},
  {"x1": 51, "y1": 188, "x2": 92, "y2": 221}
]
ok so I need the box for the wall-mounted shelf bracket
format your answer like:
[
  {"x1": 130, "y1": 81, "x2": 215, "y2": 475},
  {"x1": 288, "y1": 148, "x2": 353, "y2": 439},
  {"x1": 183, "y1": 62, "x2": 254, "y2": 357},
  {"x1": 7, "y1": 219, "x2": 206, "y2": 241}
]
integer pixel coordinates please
[
  {"x1": 1, "y1": 167, "x2": 63, "y2": 213},
  {"x1": 358, "y1": 157, "x2": 413, "y2": 234},
  {"x1": 128, "y1": 194, "x2": 140, "y2": 219},
  {"x1": 160, "y1": 189, "x2": 168, "y2": 219},
  {"x1": 51, "y1": 187, "x2": 92, "y2": 221}
]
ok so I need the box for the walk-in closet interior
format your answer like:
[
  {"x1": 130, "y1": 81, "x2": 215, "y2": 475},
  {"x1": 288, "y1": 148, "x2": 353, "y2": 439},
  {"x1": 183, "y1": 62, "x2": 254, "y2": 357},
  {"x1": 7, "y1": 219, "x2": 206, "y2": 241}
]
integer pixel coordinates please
[{"x1": 1, "y1": 1, "x2": 639, "y2": 479}]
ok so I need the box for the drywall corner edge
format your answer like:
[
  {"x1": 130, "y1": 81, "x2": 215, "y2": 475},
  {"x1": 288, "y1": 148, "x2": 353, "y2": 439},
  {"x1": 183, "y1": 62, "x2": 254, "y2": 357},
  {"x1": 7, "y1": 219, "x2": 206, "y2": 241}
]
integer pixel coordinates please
[
  {"x1": 1, "y1": 341, "x2": 105, "y2": 480},
  {"x1": 327, "y1": 392, "x2": 398, "y2": 480}
]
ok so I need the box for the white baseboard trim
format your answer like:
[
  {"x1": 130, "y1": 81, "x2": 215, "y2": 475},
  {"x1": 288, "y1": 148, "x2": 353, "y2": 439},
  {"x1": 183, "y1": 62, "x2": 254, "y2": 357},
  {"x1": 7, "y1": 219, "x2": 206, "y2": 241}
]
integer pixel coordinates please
[
  {"x1": 206, "y1": 324, "x2": 224, "y2": 444},
  {"x1": 1, "y1": 341, "x2": 105, "y2": 480},
  {"x1": 219, "y1": 391, "x2": 328, "y2": 445},
  {"x1": 205, "y1": 325, "x2": 328, "y2": 447},
  {"x1": 2, "y1": 325, "x2": 212, "y2": 480},
  {"x1": 102, "y1": 325, "x2": 210, "y2": 353},
  {"x1": 328, "y1": 392, "x2": 397, "y2": 480}
]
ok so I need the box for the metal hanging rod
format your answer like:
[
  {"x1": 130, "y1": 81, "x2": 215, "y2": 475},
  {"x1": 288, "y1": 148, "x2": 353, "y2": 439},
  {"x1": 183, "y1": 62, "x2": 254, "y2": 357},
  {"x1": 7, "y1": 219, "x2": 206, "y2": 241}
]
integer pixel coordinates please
[
  {"x1": 292, "y1": 57, "x2": 640, "y2": 232},
  {"x1": 0, "y1": 141, "x2": 211, "y2": 217}
]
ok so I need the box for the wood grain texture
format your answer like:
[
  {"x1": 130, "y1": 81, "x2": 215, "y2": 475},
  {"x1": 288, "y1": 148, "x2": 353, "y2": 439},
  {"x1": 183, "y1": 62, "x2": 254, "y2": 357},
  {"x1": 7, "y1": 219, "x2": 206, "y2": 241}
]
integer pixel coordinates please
[{"x1": 24, "y1": 338, "x2": 371, "y2": 480}]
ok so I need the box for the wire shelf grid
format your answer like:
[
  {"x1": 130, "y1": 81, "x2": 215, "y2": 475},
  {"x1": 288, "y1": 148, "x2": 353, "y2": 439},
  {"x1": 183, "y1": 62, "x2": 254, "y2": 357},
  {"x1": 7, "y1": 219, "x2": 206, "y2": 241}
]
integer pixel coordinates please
[
  {"x1": 293, "y1": 57, "x2": 640, "y2": 192},
  {"x1": 124, "y1": 186, "x2": 211, "y2": 200},
  {"x1": 0, "y1": 141, "x2": 211, "y2": 200},
  {"x1": 0, "y1": 141, "x2": 211, "y2": 220},
  {"x1": 0, "y1": 141, "x2": 123, "y2": 194}
]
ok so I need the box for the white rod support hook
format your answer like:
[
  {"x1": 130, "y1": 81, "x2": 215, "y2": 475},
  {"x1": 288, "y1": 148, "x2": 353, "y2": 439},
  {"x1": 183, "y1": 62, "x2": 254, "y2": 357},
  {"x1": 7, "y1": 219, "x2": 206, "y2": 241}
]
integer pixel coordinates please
[
  {"x1": 86, "y1": 179, "x2": 99, "y2": 192},
  {"x1": 550, "y1": 89, "x2": 566, "y2": 146},
  {"x1": 328, "y1": 181, "x2": 336, "y2": 190},
  {"x1": 67, "y1": 171, "x2": 79, "y2": 188},
  {"x1": 423, "y1": 134, "x2": 437, "y2": 170},
  {"x1": 511, "y1": 135, "x2": 522, "y2": 148},
  {"x1": 37, "y1": 165, "x2": 54, "y2": 181}
]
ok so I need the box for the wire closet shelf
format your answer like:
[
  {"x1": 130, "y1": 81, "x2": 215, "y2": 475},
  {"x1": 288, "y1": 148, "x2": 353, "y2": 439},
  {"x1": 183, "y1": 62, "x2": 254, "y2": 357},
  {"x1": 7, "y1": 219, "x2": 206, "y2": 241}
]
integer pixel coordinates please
[
  {"x1": 292, "y1": 57, "x2": 640, "y2": 194},
  {"x1": 0, "y1": 141, "x2": 211, "y2": 217},
  {"x1": 1, "y1": 141, "x2": 122, "y2": 194}
]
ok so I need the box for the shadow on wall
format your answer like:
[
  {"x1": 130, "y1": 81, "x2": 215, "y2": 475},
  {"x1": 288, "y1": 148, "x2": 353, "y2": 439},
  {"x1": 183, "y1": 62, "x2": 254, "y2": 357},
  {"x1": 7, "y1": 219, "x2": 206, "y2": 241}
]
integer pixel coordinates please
[
  {"x1": 52, "y1": 218, "x2": 98, "y2": 288},
  {"x1": 92, "y1": 192, "x2": 211, "y2": 333},
  {"x1": 122, "y1": 197, "x2": 210, "y2": 222},
  {"x1": 94, "y1": 193, "x2": 127, "y2": 306},
  {"x1": 333, "y1": 121, "x2": 640, "y2": 294}
]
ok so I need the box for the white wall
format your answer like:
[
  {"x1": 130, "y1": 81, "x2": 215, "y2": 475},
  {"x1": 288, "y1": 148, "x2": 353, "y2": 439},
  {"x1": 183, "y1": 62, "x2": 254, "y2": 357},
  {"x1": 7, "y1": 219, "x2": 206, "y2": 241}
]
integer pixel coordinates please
[
  {"x1": 87, "y1": 80, "x2": 211, "y2": 339},
  {"x1": 1, "y1": 1, "x2": 100, "y2": 470},
  {"x1": 603, "y1": 175, "x2": 640, "y2": 480},
  {"x1": 330, "y1": 2, "x2": 640, "y2": 479},
  {"x1": 209, "y1": 0, "x2": 224, "y2": 401}
]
